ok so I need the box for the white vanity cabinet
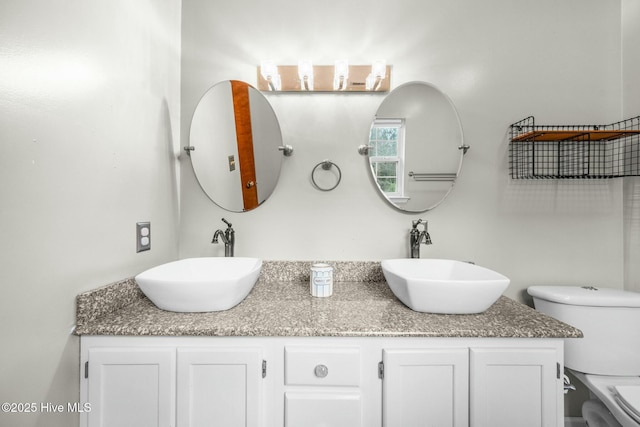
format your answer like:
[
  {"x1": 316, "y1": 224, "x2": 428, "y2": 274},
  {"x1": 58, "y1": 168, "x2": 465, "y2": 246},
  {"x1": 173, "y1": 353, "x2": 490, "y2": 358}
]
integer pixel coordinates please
[{"x1": 80, "y1": 337, "x2": 563, "y2": 427}]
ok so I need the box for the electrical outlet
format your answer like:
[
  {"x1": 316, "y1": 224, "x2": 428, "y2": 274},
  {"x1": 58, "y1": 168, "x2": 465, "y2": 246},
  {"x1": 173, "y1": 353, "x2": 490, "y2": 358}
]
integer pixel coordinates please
[{"x1": 136, "y1": 222, "x2": 151, "y2": 252}]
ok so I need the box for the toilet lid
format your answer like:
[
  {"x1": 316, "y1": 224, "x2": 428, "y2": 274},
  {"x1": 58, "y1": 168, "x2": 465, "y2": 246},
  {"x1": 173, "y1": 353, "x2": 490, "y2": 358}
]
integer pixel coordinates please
[
  {"x1": 527, "y1": 285, "x2": 640, "y2": 307},
  {"x1": 614, "y1": 385, "x2": 640, "y2": 423}
]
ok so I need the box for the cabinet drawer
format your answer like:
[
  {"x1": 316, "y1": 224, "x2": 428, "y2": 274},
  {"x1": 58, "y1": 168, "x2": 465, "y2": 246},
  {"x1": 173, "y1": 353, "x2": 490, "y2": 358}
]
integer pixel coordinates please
[
  {"x1": 285, "y1": 392, "x2": 362, "y2": 427},
  {"x1": 285, "y1": 347, "x2": 360, "y2": 386}
]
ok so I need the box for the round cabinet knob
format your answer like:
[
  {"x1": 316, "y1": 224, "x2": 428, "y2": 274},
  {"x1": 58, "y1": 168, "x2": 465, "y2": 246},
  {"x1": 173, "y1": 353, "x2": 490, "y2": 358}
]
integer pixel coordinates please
[
  {"x1": 314, "y1": 364, "x2": 329, "y2": 378},
  {"x1": 246, "y1": 181, "x2": 255, "y2": 188}
]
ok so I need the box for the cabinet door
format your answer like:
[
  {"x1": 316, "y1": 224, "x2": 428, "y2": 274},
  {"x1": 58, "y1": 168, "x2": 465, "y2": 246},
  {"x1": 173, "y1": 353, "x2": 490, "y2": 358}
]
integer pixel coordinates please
[
  {"x1": 177, "y1": 348, "x2": 263, "y2": 427},
  {"x1": 86, "y1": 347, "x2": 175, "y2": 427},
  {"x1": 470, "y1": 348, "x2": 559, "y2": 427},
  {"x1": 383, "y1": 348, "x2": 469, "y2": 427}
]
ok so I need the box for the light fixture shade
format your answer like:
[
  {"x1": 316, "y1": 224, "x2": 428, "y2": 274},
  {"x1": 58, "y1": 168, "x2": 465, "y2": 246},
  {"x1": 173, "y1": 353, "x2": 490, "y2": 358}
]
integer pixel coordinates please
[
  {"x1": 260, "y1": 60, "x2": 281, "y2": 91},
  {"x1": 372, "y1": 60, "x2": 386, "y2": 79},
  {"x1": 269, "y1": 74, "x2": 282, "y2": 91},
  {"x1": 297, "y1": 60, "x2": 314, "y2": 90},
  {"x1": 366, "y1": 60, "x2": 387, "y2": 91},
  {"x1": 298, "y1": 60, "x2": 313, "y2": 80},
  {"x1": 334, "y1": 59, "x2": 349, "y2": 79},
  {"x1": 260, "y1": 60, "x2": 277, "y2": 80},
  {"x1": 365, "y1": 73, "x2": 376, "y2": 91},
  {"x1": 333, "y1": 59, "x2": 349, "y2": 91}
]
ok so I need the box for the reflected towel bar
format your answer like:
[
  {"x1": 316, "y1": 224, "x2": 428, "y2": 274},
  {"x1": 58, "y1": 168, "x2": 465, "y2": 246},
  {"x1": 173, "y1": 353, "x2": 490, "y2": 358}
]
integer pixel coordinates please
[{"x1": 408, "y1": 172, "x2": 457, "y2": 182}]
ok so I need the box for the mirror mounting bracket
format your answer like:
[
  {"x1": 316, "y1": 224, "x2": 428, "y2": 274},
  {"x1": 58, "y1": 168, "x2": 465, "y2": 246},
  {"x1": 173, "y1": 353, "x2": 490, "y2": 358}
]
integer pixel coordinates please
[
  {"x1": 458, "y1": 144, "x2": 470, "y2": 155},
  {"x1": 357, "y1": 144, "x2": 373, "y2": 155},
  {"x1": 278, "y1": 145, "x2": 294, "y2": 156}
]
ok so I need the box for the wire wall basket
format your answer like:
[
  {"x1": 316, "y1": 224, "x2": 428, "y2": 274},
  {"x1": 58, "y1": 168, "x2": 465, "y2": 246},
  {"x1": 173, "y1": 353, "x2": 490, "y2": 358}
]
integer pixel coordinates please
[{"x1": 509, "y1": 115, "x2": 640, "y2": 179}]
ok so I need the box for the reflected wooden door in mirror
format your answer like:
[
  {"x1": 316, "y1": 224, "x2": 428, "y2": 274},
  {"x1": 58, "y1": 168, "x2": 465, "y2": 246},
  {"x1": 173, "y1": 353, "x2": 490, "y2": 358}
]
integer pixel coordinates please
[{"x1": 231, "y1": 81, "x2": 259, "y2": 210}]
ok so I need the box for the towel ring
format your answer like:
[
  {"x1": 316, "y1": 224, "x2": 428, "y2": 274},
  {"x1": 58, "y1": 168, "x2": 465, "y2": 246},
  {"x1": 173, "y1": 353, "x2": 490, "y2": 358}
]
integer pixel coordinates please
[{"x1": 311, "y1": 160, "x2": 342, "y2": 191}]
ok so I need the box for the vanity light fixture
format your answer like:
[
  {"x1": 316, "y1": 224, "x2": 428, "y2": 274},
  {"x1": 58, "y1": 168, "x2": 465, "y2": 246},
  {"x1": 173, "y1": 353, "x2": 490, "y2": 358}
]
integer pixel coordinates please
[
  {"x1": 257, "y1": 60, "x2": 391, "y2": 92},
  {"x1": 260, "y1": 60, "x2": 281, "y2": 91}
]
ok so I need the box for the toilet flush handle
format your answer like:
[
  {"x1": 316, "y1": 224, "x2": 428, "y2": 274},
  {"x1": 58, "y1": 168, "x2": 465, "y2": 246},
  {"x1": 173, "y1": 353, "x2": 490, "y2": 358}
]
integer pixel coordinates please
[{"x1": 563, "y1": 375, "x2": 576, "y2": 394}]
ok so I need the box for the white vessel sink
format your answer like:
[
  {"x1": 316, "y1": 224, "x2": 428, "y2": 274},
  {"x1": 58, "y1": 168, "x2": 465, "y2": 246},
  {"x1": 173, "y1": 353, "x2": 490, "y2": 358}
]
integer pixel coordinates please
[
  {"x1": 381, "y1": 259, "x2": 510, "y2": 314},
  {"x1": 135, "y1": 257, "x2": 262, "y2": 312}
]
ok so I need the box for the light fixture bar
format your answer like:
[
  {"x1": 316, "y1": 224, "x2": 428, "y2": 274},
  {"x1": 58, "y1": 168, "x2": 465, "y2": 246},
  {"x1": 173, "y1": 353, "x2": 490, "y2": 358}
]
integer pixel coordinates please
[{"x1": 257, "y1": 64, "x2": 391, "y2": 92}]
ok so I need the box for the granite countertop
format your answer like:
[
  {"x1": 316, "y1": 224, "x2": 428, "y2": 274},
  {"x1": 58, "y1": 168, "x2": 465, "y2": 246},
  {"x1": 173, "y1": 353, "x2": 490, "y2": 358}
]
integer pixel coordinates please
[{"x1": 75, "y1": 261, "x2": 582, "y2": 339}]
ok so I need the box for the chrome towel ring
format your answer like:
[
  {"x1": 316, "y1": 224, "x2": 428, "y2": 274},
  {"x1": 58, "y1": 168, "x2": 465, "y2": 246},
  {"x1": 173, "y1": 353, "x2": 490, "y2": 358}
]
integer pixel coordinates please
[{"x1": 311, "y1": 160, "x2": 342, "y2": 191}]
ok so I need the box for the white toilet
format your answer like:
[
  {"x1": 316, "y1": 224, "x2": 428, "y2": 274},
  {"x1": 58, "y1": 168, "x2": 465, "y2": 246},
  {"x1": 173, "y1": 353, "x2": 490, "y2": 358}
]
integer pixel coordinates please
[{"x1": 528, "y1": 286, "x2": 640, "y2": 427}]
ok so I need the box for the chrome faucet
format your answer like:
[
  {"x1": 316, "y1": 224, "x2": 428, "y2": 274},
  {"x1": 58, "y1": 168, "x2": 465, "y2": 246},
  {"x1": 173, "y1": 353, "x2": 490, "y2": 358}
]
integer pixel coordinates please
[
  {"x1": 212, "y1": 218, "x2": 235, "y2": 257},
  {"x1": 410, "y1": 219, "x2": 432, "y2": 258}
]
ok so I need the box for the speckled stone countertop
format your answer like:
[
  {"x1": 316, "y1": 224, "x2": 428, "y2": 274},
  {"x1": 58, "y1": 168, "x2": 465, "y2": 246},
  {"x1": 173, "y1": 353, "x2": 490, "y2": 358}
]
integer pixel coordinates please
[{"x1": 75, "y1": 261, "x2": 582, "y2": 338}]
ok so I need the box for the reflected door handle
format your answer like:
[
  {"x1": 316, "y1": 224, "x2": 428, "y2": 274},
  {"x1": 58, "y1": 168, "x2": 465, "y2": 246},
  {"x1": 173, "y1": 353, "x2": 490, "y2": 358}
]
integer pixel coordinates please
[{"x1": 246, "y1": 181, "x2": 255, "y2": 188}]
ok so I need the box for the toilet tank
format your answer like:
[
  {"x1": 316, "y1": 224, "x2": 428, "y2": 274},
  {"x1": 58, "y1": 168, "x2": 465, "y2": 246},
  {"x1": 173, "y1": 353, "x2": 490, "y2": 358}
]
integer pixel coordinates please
[{"x1": 528, "y1": 286, "x2": 640, "y2": 376}]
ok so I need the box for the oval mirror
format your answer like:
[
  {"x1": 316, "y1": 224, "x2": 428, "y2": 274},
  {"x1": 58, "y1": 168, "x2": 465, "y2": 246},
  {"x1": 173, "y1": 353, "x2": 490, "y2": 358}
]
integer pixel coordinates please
[
  {"x1": 188, "y1": 80, "x2": 283, "y2": 212},
  {"x1": 366, "y1": 81, "x2": 466, "y2": 212}
]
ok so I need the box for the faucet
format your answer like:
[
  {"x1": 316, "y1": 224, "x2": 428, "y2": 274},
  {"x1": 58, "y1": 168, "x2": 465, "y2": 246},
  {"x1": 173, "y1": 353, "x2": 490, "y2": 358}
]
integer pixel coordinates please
[
  {"x1": 212, "y1": 218, "x2": 235, "y2": 257},
  {"x1": 410, "y1": 219, "x2": 432, "y2": 258}
]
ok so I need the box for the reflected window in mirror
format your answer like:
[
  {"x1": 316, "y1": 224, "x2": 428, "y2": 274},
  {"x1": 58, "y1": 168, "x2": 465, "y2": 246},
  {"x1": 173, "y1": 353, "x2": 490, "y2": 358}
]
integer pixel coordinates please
[{"x1": 369, "y1": 119, "x2": 408, "y2": 204}]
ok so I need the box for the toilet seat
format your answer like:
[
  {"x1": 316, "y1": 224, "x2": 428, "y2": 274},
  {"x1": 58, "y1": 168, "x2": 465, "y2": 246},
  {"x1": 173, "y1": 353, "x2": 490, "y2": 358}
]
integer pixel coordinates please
[
  {"x1": 615, "y1": 386, "x2": 640, "y2": 424},
  {"x1": 571, "y1": 370, "x2": 640, "y2": 427},
  {"x1": 583, "y1": 399, "x2": 623, "y2": 427}
]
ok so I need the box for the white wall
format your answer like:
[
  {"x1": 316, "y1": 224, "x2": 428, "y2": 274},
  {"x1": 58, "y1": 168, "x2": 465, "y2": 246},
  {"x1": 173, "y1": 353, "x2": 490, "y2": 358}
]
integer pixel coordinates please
[
  {"x1": 623, "y1": 0, "x2": 640, "y2": 292},
  {"x1": 0, "y1": 1, "x2": 181, "y2": 426},
  {"x1": 180, "y1": 0, "x2": 624, "y2": 303}
]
